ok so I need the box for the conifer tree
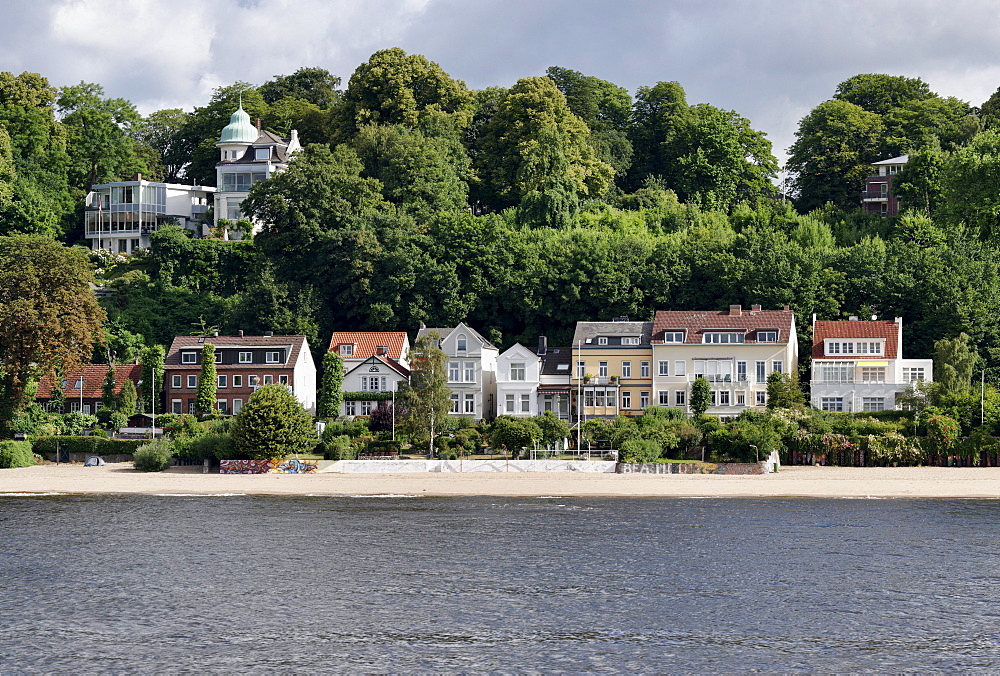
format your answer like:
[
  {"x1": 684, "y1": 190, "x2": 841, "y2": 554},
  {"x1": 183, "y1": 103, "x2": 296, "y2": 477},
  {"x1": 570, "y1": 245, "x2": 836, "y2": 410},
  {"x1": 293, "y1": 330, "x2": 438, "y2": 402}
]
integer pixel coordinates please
[{"x1": 196, "y1": 343, "x2": 217, "y2": 416}]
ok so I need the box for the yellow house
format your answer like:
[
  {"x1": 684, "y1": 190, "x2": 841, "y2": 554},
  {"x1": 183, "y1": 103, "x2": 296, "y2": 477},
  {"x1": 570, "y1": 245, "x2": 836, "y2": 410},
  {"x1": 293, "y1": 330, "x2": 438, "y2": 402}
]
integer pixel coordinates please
[{"x1": 570, "y1": 318, "x2": 654, "y2": 419}]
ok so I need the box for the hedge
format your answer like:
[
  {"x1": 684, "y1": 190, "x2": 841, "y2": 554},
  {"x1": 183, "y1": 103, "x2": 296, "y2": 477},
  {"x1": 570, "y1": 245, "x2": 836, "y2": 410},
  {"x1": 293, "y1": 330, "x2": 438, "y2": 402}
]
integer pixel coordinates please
[
  {"x1": 32, "y1": 436, "x2": 147, "y2": 457},
  {"x1": 341, "y1": 391, "x2": 394, "y2": 402},
  {"x1": 365, "y1": 439, "x2": 402, "y2": 455},
  {"x1": 0, "y1": 441, "x2": 35, "y2": 468}
]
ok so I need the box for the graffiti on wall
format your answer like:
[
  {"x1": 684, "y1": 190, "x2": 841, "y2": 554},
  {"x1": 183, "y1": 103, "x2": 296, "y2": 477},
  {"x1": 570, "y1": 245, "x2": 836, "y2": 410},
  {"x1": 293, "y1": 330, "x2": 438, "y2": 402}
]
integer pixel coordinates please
[{"x1": 219, "y1": 459, "x2": 318, "y2": 474}]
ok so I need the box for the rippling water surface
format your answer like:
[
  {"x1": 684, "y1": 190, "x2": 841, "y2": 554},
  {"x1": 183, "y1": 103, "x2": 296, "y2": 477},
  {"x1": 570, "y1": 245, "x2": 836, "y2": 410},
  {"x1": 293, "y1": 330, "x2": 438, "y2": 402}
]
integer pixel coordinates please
[{"x1": 2, "y1": 494, "x2": 1000, "y2": 672}]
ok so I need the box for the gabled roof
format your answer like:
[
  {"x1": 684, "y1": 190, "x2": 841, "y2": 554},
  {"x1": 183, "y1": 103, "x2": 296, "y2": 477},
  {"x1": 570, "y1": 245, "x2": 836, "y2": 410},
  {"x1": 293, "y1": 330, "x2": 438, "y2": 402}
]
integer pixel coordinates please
[
  {"x1": 165, "y1": 334, "x2": 308, "y2": 368},
  {"x1": 329, "y1": 332, "x2": 408, "y2": 361},
  {"x1": 344, "y1": 354, "x2": 411, "y2": 378},
  {"x1": 812, "y1": 320, "x2": 900, "y2": 359},
  {"x1": 540, "y1": 347, "x2": 572, "y2": 376},
  {"x1": 572, "y1": 321, "x2": 654, "y2": 345},
  {"x1": 417, "y1": 322, "x2": 497, "y2": 349},
  {"x1": 36, "y1": 364, "x2": 142, "y2": 400},
  {"x1": 498, "y1": 342, "x2": 539, "y2": 361},
  {"x1": 651, "y1": 307, "x2": 795, "y2": 344},
  {"x1": 872, "y1": 155, "x2": 909, "y2": 166}
]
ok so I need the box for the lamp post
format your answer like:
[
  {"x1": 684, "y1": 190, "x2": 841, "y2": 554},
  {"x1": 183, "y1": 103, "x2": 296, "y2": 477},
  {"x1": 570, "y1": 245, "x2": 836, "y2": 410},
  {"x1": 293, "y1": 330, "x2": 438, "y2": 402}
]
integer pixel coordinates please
[{"x1": 75, "y1": 377, "x2": 84, "y2": 414}]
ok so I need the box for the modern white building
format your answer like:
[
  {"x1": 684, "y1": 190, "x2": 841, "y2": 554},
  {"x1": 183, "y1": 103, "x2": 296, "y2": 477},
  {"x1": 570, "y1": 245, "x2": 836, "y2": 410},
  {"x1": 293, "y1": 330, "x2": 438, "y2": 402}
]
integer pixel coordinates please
[
  {"x1": 651, "y1": 305, "x2": 799, "y2": 419},
  {"x1": 83, "y1": 178, "x2": 214, "y2": 252},
  {"x1": 417, "y1": 322, "x2": 498, "y2": 420},
  {"x1": 214, "y1": 104, "x2": 301, "y2": 233},
  {"x1": 810, "y1": 316, "x2": 932, "y2": 412},
  {"x1": 496, "y1": 342, "x2": 542, "y2": 417}
]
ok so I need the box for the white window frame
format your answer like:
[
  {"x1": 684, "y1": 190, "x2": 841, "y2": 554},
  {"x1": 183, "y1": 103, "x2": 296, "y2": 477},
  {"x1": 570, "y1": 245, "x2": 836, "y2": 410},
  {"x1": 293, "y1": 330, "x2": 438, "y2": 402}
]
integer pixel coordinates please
[
  {"x1": 599, "y1": 362, "x2": 608, "y2": 378},
  {"x1": 598, "y1": 336, "x2": 608, "y2": 345},
  {"x1": 675, "y1": 390, "x2": 686, "y2": 406},
  {"x1": 265, "y1": 351, "x2": 280, "y2": 364},
  {"x1": 464, "y1": 393, "x2": 475, "y2": 414},
  {"x1": 187, "y1": 375, "x2": 197, "y2": 388},
  {"x1": 239, "y1": 352, "x2": 252, "y2": 364},
  {"x1": 171, "y1": 399, "x2": 182, "y2": 413},
  {"x1": 674, "y1": 361, "x2": 686, "y2": 377},
  {"x1": 217, "y1": 375, "x2": 227, "y2": 388},
  {"x1": 658, "y1": 361, "x2": 669, "y2": 376},
  {"x1": 449, "y1": 362, "x2": 460, "y2": 382},
  {"x1": 263, "y1": 375, "x2": 273, "y2": 385},
  {"x1": 658, "y1": 391, "x2": 669, "y2": 406},
  {"x1": 464, "y1": 362, "x2": 475, "y2": 383},
  {"x1": 232, "y1": 398, "x2": 243, "y2": 414},
  {"x1": 663, "y1": 332, "x2": 684, "y2": 343},
  {"x1": 172, "y1": 375, "x2": 181, "y2": 388},
  {"x1": 622, "y1": 391, "x2": 632, "y2": 409},
  {"x1": 457, "y1": 334, "x2": 468, "y2": 352},
  {"x1": 640, "y1": 392, "x2": 650, "y2": 408},
  {"x1": 510, "y1": 363, "x2": 526, "y2": 381},
  {"x1": 181, "y1": 352, "x2": 197, "y2": 364},
  {"x1": 622, "y1": 361, "x2": 632, "y2": 378},
  {"x1": 233, "y1": 375, "x2": 243, "y2": 388},
  {"x1": 214, "y1": 352, "x2": 223, "y2": 364},
  {"x1": 641, "y1": 361, "x2": 650, "y2": 378},
  {"x1": 450, "y1": 394, "x2": 460, "y2": 413}
]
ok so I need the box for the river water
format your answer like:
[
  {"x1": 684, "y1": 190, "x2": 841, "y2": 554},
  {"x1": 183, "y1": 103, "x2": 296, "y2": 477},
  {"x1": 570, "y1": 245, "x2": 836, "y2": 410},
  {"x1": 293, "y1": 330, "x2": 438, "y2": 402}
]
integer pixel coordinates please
[{"x1": 2, "y1": 494, "x2": 999, "y2": 672}]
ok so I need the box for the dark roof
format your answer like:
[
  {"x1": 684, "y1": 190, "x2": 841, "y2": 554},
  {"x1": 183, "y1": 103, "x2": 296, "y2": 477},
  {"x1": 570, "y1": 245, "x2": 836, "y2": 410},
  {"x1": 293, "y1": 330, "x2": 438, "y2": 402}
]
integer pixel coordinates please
[
  {"x1": 164, "y1": 335, "x2": 308, "y2": 370},
  {"x1": 812, "y1": 320, "x2": 900, "y2": 359},
  {"x1": 225, "y1": 131, "x2": 292, "y2": 165},
  {"x1": 651, "y1": 307, "x2": 794, "y2": 344},
  {"x1": 540, "y1": 347, "x2": 572, "y2": 376},
  {"x1": 572, "y1": 321, "x2": 653, "y2": 345},
  {"x1": 37, "y1": 364, "x2": 142, "y2": 400}
]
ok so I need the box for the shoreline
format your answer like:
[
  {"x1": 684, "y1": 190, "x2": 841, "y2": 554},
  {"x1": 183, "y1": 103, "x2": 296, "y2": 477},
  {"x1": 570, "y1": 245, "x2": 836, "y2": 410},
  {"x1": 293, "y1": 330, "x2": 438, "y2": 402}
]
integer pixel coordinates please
[{"x1": 4, "y1": 463, "x2": 1000, "y2": 498}]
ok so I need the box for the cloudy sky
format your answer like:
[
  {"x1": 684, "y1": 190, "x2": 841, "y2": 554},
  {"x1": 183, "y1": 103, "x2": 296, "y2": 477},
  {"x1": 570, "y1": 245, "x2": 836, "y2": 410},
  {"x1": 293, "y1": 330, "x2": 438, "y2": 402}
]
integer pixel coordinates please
[{"x1": 1, "y1": 0, "x2": 998, "y2": 165}]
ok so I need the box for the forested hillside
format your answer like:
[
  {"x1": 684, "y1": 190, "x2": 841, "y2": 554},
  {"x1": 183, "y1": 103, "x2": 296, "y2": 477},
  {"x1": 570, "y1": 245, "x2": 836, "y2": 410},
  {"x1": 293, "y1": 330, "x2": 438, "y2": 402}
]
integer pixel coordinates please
[{"x1": 3, "y1": 50, "x2": 1000, "y2": 377}]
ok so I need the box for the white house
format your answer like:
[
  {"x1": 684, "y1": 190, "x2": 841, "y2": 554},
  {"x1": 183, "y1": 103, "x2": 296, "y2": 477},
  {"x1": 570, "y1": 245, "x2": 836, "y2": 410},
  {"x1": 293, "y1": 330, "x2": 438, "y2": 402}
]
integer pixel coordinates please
[
  {"x1": 341, "y1": 354, "x2": 411, "y2": 416},
  {"x1": 213, "y1": 104, "x2": 301, "y2": 233},
  {"x1": 811, "y1": 316, "x2": 933, "y2": 411},
  {"x1": 417, "y1": 322, "x2": 498, "y2": 420},
  {"x1": 496, "y1": 342, "x2": 542, "y2": 417},
  {"x1": 83, "y1": 178, "x2": 214, "y2": 253}
]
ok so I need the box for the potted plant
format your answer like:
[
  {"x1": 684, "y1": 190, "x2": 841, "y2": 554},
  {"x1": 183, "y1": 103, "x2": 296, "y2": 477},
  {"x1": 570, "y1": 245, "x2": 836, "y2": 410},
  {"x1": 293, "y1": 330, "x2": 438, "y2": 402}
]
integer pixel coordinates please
[{"x1": 584, "y1": 373, "x2": 594, "y2": 384}]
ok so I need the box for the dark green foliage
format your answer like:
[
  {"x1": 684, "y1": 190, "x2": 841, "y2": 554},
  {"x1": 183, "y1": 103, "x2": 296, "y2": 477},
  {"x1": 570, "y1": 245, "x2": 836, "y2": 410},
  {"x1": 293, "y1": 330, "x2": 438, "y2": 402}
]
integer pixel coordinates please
[
  {"x1": 0, "y1": 440, "x2": 34, "y2": 468},
  {"x1": 320, "y1": 435, "x2": 354, "y2": 460},
  {"x1": 619, "y1": 438, "x2": 662, "y2": 463},
  {"x1": 138, "y1": 346, "x2": 164, "y2": 415},
  {"x1": 118, "y1": 379, "x2": 137, "y2": 417},
  {"x1": 133, "y1": 438, "x2": 174, "y2": 472},
  {"x1": 181, "y1": 433, "x2": 234, "y2": 461},
  {"x1": 317, "y1": 352, "x2": 344, "y2": 420},
  {"x1": 196, "y1": 343, "x2": 216, "y2": 416},
  {"x1": 690, "y1": 378, "x2": 711, "y2": 416},
  {"x1": 101, "y1": 363, "x2": 116, "y2": 409},
  {"x1": 31, "y1": 435, "x2": 146, "y2": 458},
  {"x1": 487, "y1": 416, "x2": 542, "y2": 454},
  {"x1": 231, "y1": 384, "x2": 317, "y2": 461}
]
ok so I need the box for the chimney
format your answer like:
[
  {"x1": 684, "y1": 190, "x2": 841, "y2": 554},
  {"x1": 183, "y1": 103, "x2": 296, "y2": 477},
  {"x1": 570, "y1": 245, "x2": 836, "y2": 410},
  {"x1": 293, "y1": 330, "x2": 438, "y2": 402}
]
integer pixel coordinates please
[
  {"x1": 849, "y1": 316, "x2": 859, "y2": 321},
  {"x1": 238, "y1": 329, "x2": 244, "y2": 337},
  {"x1": 256, "y1": 118, "x2": 261, "y2": 132},
  {"x1": 419, "y1": 321, "x2": 426, "y2": 330},
  {"x1": 538, "y1": 335, "x2": 548, "y2": 355},
  {"x1": 783, "y1": 305, "x2": 790, "y2": 311},
  {"x1": 264, "y1": 330, "x2": 273, "y2": 337},
  {"x1": 213, "y1": 331, "x2": 219, "y2": 337},
  {"x1": 134, "y1": 173, "x2": 142, "y2": 182},
  {"x1": 729, "y1": 304, "x2": 742, "y2": 316},
  {"x1": 376, "y1": 345, "x2": 388, "y2": 356},
  {"x1": 751, "y1": 304, "x2": 761, "y2": 312},
  {"x1": 290, "y1": 129, "x2": 299, "y2": 145}
]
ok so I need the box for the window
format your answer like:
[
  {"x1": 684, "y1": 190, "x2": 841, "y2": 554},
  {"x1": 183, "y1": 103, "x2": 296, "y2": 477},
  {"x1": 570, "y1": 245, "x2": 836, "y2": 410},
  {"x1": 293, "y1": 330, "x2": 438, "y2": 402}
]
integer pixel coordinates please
[
  {"x1": 520, "y1": 394, "x2": 530, "y2": 413},
  {"x1": 756, "y1": 391, "x2": 767, "y2": 406},
  {"x1": 703, "y1": 332, "x2": 745, "y2": 344},
  {"x1": 363, "y1": 376, "x2": 386, "y2": 391},
  {"x1": 172, "y1": 375, "x2": 181, "y2": 388},
  {"x1": 214, "y1": 352, "x2": 223, "y2": 364},
  {"x1": 585, "y1": 390, "x2": 594, "y2": 407},
  {"x1": 263, "y1": 375, "x2": 273, "y2": 385},
  {"x1": 239, "y1": 352, "x2": 252, "y2": 363},
  {"x1": 457, "y1": 335, "x2": 468, "y2": 352},
  {"x1": 599, "y1": 362, "x2": 608, "y2": 378},
  {"x1": 464, "y1": 394, "x2": 475, "y2": 414},
  {"x1": 719, "y1": 391, "x2": 730, "y2": 406},
  {"x1": 188, "y1": 400, "x2": 196, "y2": 414},
  {"x1": 662, "y1": 332, "x2": 684, "y2": 343},
  {"x1": 360, "y1": 401, "x2": 373, "y2": 415},
  {"x1": 181, "y1": 352, "x2": 197, "y2": 364},
  {"x1": 861, "y1": 367, "x2": 886, "y2": 383},
  {"x1": 598, "y1": 336, "x2": 608, "y2": 345},
  {"x1": 772, "y1": 360, "x2": 783, "y2": 374},
  {"x1": 675, "y1": 390, "x2": 686, "y2": 406},
  {"x1": 506, "y1": 394, "x2": 515, "y2": 413},
  {"x1": 710, "y1": 391, "x2": 717, "y2": 406},
  {"x1": 622, "y1": 361, "x2": 632, "y2": 378},
  {"x1": 266, "y1": 352, "x2": 280, "y2": 364},
  {"x1": 255, "y1": 147, "x2": 270, "y2": 160},
  {"x1": 577, "y1": 361, "x2": 585, "y2": 378},
  {"x1": 863, "y1": 397, "x2": 885, "y2": 412},
  {"x1": 736, "y1": 391, "x2": 746, "y2": 406},
  {"x1": 757, "y1": 331, "x2": 778, "y2": 343},
  {"x1": 344, "y1": 401, "x2": 356, "y2": 415},
  {"x1": 217, "y1": 399, "x2": 227, "y2": 414},
  {"x1": 640, "y1": 392, "x2": 650, "y2": 408},
  {"x1": 233, "y1": 375, "x2": 243, "y2": 388},
  {"x1": 821, "y1": 397, "x2": 844, "y2": 412},
  {"x1": 187, "y1": 375, "x2": 197, "y2": 388},
  {"x1": 658, "y1": 391, "x2": 669, "y2": 406},
  {"x1": 340, "y1": 344, "x2": 354, "y2": 357},
  {"x1": 510, "y1": 363, "x2": 525, "y2": 381},
  {"x1": 819, "y1": 362, "x2": 853, "y2": 383},
  {"x1": 756, "y1": 361, "x2": 766, "y2": 384},
  {"x1": 232, "y1": 399, "x2": 243, "y2": 414},
  {"x1": 171, "y1": 399, "x2": 182, "y2": 413},
  {"x1": 595, "y1": 389, "x2": 605, "y2": 407},
  {"x1": 658, "y1": 361, "x2": 669, "y2": 376},
  {"x1": 674, "y1": 361, "x2": 686, "y2": 377},
  {"x1": 449, "y1": 362, "x2": 460, "y2": 382},
  {"x1": 641, "y1": 362, "x2": 650, "y2": 378},
  {"x1": 622, "y1": 391, "x2": 632, "y2": 409},
  {"x1": 903, "y1": 367, "x2": 926, "y2": 383},
  {"x1": 248, "y1": 375, "x2": 259, "y2": 387},
  {"x1": 217, "y1": 375, "x2": 227, "y2": 388},
  {"x1": 693, "y1": 360, "x2": 734, "y2": 382},
  {"x1": 450, "y1": 394, "x2": 460, "y2": 413},
  {"x1": 464, "y1": 362, "x2": 475, "y2": 382},
  {"x1": 69, "y1": 401, "x2": 80, "y2": 413},
  {"x1": 737, "y1": 361, "x2": 747, "y2": 383},
  {"x1": 607, "y1": 389, "x2": 617, "y2": 408},
  {"x1": 622, "y1": 337, "x2": 640, "y2": 346},
  {"x1": 279, "y1": 375, "x2": 288, "y2": 385}
]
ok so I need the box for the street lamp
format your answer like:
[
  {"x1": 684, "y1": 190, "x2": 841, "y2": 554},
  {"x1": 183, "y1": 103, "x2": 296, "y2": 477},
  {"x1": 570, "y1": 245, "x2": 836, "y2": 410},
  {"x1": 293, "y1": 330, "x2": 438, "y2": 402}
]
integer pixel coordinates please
[{"x1": 74, "y1": 377, "x2": 84, "y2": 414}]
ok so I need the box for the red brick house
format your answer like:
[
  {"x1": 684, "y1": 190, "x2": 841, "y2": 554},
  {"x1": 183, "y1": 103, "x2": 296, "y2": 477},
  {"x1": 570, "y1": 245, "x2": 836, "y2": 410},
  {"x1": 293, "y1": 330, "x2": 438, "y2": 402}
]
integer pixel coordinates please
[
  {"x1": 36, "y1": 364, "x2": 142, "y2": 415},
  {"x1": 163, "y1": 332, "x2": 316, "y2": 415}
]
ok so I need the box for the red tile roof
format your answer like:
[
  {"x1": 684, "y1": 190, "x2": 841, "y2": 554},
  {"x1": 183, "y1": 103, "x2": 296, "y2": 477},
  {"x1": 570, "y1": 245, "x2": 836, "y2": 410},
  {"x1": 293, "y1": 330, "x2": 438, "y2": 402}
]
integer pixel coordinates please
[
  {"x1": 36, "y1": 364, "x2": 142, "y2": 400},
  {"x1": 165, "y1": 335, "x2": 308, "y2": 369},
  {"x1": 329, "y1": 332, "x2": 408, "y2": 360},
  {"x1": 812, "y1": 320, "x2": 899, "y2": 359},
  {"x1": 651, "y1": 307, "x2": 795, "y2": 344}
]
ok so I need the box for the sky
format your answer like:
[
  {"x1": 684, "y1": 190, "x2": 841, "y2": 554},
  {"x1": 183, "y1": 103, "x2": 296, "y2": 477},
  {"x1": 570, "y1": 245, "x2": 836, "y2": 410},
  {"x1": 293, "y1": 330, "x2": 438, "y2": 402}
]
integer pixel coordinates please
[{"x1": 2, "y1": 0, "x2": 999, "y2": 166}]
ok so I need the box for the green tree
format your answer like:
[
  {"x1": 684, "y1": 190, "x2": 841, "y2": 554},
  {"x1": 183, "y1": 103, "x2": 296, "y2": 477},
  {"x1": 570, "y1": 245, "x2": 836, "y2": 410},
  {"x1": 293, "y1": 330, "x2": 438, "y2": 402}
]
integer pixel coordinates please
[
  {"x1": 196, "y1": 343, "x2": 217, "y2": 416},
  {"x1": 628, "y1": 80, "x2": 690, "y2": 188},
  {"x1": 138, "y1": 345, "x2": 164, "y2": 415},
  {"x1": 118, "y1": 378, "x2": 137, "y2": 417},
  {"x1": 101, "y1": 362, "x2": 117, "y2": 409},
  {"x1": 690, "y1": 377, "x2": 711, "y2": 417},
  {"x1": 833, "y1": 73, "x2": 933, "y2": 116},
  {"x1": 259, "y1": 67, "x2": 341, "y2": 109},
  {"x1": 0, "y1": 236, "x2": 105, "y2": 435},
  {"x1": 766, "y1": 371, "x2": 805, "y2": 409},
  {"x1": 939, "y1": 130, "x2": 1000, "y2": 241},
  {"x1": 488, "y1": 416, "x2": 542, "y2": 455},
  {"x1": 398, "y1": 331, "x2": 452, "y2": 455},
  {"x1": 317, "y1": 351, "x2": 344, "y2": 420},
  {"x1": 231, "y1": 384, "x2": 316, "y2": 461},
  {"x1": 134, "y1": 108, "x2": 189, "y2": 181},
  {"x1": 534, "y1": 410, "x2": 571, "y2": 446},
  {"x1": 894, "y1": 146, "x2": 946, "y2": 215},
  {"x1": 934, "y1": 333, "x2": 978, "y2": 397}
]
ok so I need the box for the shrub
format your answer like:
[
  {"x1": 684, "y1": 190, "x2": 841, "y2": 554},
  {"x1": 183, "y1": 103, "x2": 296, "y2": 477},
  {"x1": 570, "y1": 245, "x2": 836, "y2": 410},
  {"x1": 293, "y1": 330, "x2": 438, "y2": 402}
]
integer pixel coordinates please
[
  {"x1": 32, "y1": 435, "x2": 100, "y2": 457},
  {"x1": 619, "y1": 438, "x2": 662, "y2": 463},
  {"x1": 133, "y1": 439, "x2": 174, "y2": 472},
  {"x1": 108, "y1": 411, "x2": 129, "y2": 431},
  {"x1": 61, "y1": 412, "x2": 98, "y2": 436},
  {"x1": 321, "y1": 435, "x2": 355, "y2": 460},
  {"x1": 0, "y1": 441, "x2": 35, "y2": 468},
  {"x1": 867, "y1": 432, "x2": 924, "y2": 466},
  {"x1": 366, "y1": 439, "x2": 402, "y2": 455},
  {"x1": 232, "y1": 385, "x2": 318, "y2": 461},
  {"x1": 183, "y1": 433, "x2": 235, "y2": 461}
]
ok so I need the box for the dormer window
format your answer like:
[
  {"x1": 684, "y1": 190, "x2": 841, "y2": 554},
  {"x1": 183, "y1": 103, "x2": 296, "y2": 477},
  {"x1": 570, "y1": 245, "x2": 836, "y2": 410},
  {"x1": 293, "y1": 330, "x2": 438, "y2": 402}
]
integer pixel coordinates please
[
  {"x1": 703, "y1": 332, "x2": 745, "y2": 344},
  {"x1": 662, "y1": 332, "x2": 684, "y2": 343},
  {"x1": 340, "y1": 344, "x2": 354, "y2": 357},
  {"x1": 598, "y1": 337, "x2": 608, "y2": 345},
  {"x1": 255, "y1": 148, "x2": 270, "y2": 160},
  {"x1": 214, "y1": 352, "x2": 223, "y2": 364},
  {"x1": 457, "y1": 335, "x2": 468, "y2": 352},
  {"x1": 181, "y1": 352, "x2": 197, "y2": 364},
  {"x1": 622, "y1": 337, "x2": 640, "y2": 345},
  {"x1": 757, "y1": 331, "x2": 778, "y2": 343}
]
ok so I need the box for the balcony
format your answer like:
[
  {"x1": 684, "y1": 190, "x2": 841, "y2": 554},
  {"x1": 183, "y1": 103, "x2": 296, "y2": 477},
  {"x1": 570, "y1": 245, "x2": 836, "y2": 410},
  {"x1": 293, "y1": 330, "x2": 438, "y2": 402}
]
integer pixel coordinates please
[
  {"x1": 860, "y1": 191, "x2": 889, "y2": 202},
  {"x1": 691, "y1": 374, "x2": 751, "y2": 386}
]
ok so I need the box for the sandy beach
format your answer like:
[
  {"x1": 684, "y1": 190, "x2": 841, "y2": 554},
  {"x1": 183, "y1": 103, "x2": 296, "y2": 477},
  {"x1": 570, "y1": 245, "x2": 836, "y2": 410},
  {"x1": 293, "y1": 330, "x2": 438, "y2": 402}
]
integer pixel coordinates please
[{"x1": 3, "y1": 462, "x2": 1000, "y2": 498}]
